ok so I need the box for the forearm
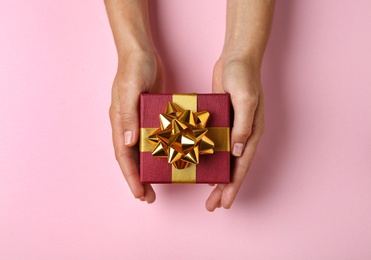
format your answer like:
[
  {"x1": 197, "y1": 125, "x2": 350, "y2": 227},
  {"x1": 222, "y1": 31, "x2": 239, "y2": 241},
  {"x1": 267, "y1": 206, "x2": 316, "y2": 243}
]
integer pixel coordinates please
[
  {"x1": 104, "y1": 0, "x2": 155, "y2": 58},
  {"x1": 222, "y1": 0, "x2": 275, "y2": 67}
]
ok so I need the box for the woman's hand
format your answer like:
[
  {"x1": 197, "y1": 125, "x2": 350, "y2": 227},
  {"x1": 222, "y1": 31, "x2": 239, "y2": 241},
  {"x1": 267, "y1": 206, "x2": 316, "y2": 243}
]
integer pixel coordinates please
[
  {"x1": 105, "y1": 0, "x2": 163, "y2": 203},
  {"x1": 109, "y1": 51, "x2": 163, "y2": 203},
  {"x1": 206, "y1": 54, "x2": 265, "y2": 211},
  {"x1": 205, "y1": 0, "x2": 274, "y2": 211}
]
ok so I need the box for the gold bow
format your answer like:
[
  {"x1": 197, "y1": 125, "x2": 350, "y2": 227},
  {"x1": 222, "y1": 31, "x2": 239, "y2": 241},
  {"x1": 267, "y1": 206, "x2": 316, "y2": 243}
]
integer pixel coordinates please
[{"x1": 148, "y1": 102, "x2": 214, "y2": 169}]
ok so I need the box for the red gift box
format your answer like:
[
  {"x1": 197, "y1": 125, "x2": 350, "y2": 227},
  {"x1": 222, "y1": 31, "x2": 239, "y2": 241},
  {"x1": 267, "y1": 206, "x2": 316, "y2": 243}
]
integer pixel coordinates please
[{"x1": 139, "y1": 93, "x2": 230, "y2": 183}]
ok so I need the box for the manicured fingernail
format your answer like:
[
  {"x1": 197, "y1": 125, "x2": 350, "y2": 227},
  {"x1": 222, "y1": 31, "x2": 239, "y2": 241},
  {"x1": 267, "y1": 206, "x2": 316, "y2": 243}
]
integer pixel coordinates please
[
  {"x1": 232, "y1": 143, "x2": 244, "y2": 157},
  {"x1": 124, "y1": 131, "x2": 133, "y2": 145}
]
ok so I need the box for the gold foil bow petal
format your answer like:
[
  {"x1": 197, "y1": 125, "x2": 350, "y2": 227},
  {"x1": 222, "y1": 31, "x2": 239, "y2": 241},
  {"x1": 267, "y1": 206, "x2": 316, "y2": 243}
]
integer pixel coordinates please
[{"x1": 148, "y1": 102, "x2": 214, "y2": 169}]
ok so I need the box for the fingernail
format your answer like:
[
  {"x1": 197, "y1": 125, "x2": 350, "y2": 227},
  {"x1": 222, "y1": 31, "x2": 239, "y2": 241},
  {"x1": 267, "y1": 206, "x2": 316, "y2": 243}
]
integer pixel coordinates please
[
  {"x1": 232, "y1": 143, "x2": 244, "y2": 157},
  {"x1": 124, "y1": 131, "x2": 133, "y2": 145},
  {"x1": 139, "y1": 196, "x2": 145, "y2": 201}
]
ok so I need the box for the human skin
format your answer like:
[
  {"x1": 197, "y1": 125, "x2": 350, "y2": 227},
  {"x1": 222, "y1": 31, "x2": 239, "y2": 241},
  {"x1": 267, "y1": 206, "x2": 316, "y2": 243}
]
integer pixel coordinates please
[
  {"x1": 104, "y1": 0, "x2": 275, "y2": 209},
  {"x1": 208, "y1": 0, "x2": 275, "y2": 211},
  {"x1": 105, "y1": 0, "x2": 162, "y2": 203}
]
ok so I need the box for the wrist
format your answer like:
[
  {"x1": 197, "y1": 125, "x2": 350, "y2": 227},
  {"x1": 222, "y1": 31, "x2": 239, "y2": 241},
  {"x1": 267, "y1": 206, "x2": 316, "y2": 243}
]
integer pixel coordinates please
[
  {"x1": 222, "y1": 0, "x2": 275, "y2": 69},
  {"x1": 115, "y1": 12, "x2": 155, "y2": 57},
  {"x1": 117, "y1": 48, "x2": 158, "y2": 67},
  {"x1": 106, "y1": 0, "x2": 155, "y2": 57},
  {"x1": 117, "y1": 33, "x2": 156, "y2": 57},
  {"x1": 219, "y1": 46, "x2": 263, "y2": 70}
]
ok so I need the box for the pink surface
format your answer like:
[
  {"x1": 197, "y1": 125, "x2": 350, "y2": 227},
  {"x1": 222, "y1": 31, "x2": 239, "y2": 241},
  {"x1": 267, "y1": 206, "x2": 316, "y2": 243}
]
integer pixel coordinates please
[{"x1": 1, "y1": 0, "x2": 371, "y2": 259}]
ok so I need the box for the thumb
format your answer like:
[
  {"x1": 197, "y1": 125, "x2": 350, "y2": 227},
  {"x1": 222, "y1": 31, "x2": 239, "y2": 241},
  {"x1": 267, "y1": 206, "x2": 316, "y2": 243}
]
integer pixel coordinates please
[
  {"x1": 119, "y1": 87, "x2": 141, "y2": 147},
  {"x1": 230, "y1": 93, "x2": 259, "y2": 157}
]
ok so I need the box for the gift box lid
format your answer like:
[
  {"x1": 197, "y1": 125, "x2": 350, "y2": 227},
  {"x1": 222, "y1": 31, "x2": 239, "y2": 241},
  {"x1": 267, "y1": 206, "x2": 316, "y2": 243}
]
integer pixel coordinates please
[{"x1": 139, "y1": 93, "x2": 231, "y2": 184}]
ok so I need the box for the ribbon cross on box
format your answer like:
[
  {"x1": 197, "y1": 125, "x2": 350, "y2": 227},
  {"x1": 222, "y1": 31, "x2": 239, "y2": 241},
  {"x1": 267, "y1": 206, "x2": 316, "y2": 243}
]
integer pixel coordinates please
[{"x1": 140, "y1": 93, "x2": 231, "y2": 184}]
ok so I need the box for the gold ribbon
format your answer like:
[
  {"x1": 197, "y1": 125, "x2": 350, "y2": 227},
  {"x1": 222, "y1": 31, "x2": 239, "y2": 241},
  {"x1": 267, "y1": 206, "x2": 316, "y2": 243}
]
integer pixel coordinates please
[
  {"x1": 148, "y1": 100, "x2": 214, "y2": 169},
  {"x1": 140, "y1": 127, "x2": 230, "y2": 152},
  {"x1": 140, "y1": 94, "x2": 230, "y2": 183}
]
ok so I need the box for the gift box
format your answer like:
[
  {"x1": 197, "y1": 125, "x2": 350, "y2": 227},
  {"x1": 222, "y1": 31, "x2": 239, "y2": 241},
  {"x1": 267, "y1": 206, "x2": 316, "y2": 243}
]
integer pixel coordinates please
[{"x1": 139, "y1": 93, "x2": 230, "y2": 183}]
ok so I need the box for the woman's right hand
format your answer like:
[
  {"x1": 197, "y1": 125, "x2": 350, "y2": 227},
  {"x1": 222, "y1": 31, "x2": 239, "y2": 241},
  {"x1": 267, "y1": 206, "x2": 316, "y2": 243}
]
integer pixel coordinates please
[{"x1": 109, "y1": 50, "x2": 163, "y2": 203}]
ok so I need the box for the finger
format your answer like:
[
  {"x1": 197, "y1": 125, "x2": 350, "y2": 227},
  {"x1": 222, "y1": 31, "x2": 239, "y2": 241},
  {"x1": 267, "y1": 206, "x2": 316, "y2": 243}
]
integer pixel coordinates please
[
  {"x1": 230, "y1": 92, "x2": 259, "y2": 157},
  {"x1": 110, "y1": 107, "x2": 145, "y2": 199},
  {"x1": 221, "y1": 136, "x2": 260, "y2": 209},
  {"x1": 143, "y1": 184, "x2": 156, "y2": 203},
  {"x1": 221, "y1": 98, "x2": 264, "y2": 209},
  {"x1": 205, "y1": 184, "x2": 225, "y2": 212},
  {"x1": 115, "y1": 145, "x2": 144, "y2": 199},
  {"x1": 118, "y1": 86, "x2": 141, "y2": 147}
]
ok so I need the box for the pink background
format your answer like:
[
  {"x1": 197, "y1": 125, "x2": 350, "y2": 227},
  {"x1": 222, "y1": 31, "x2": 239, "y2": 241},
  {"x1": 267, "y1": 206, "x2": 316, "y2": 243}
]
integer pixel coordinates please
[{"x1": 1, "y1": 0, "x2": 371, "y2": 259}]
